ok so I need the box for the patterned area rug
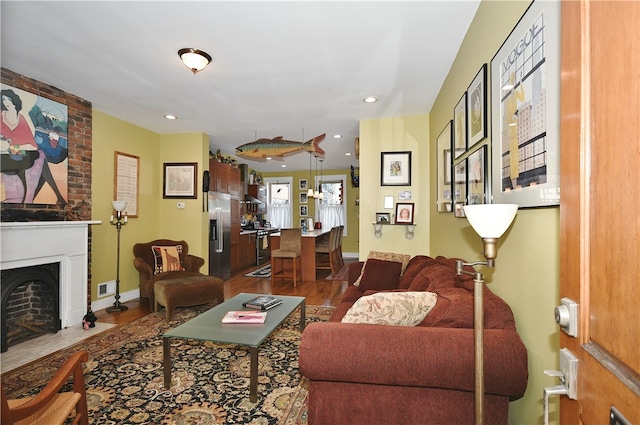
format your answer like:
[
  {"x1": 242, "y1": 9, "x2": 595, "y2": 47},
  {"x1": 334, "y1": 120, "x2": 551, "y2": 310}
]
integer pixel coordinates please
[
  {"x1": 1, "y1": 304, "x2": 334, "y2": 424},
  {"x1": 245, "y1": 264, "x2": 271, "y2": 278}
]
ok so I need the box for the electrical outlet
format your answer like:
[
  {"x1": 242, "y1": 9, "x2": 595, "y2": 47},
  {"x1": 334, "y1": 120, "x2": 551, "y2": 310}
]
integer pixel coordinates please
[{"x1": 560, "y1": 348, "x2": 578, "y2": 399}]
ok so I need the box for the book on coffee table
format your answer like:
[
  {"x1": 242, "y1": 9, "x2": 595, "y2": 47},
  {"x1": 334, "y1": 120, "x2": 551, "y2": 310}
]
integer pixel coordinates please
[
  {"x1": 242, "y1": 295, "x2": 283, "y2": 311},
  {"x1": 221, "y1": 310, "x2": 267, "y2": 324}
]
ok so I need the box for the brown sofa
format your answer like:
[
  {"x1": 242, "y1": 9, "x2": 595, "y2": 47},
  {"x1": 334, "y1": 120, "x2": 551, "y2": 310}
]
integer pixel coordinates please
[
  {"x1": 133, "y1": 239, "x2": 206, "y2": 310},
  {"x1": 299, "y1": 255, "x2": 528, "y2": 425}
]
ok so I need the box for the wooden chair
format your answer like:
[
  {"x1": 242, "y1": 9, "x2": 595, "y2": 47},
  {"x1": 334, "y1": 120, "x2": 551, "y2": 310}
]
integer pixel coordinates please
[
  {"x1": 271, "y1": 228, "x2": 302, "y2": 287},
  {"x1": 335, "y1": 225, "x2": 345, "y2": 271},
  {"x1": 1, "y1": 351, "x2": 89, "y2": 425},
  {"x1": 315, "y1": 226, "x2": 340, "y2": 274}
]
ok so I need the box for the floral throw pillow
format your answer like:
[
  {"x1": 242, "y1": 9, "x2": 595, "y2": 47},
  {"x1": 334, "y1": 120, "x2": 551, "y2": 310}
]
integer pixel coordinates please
[
  {"x1": 152, "y1": 245, "x2": 184, "y2": 274},
  {"x1": 341, "y1": 291, "x2": 438, "y2": 327}
]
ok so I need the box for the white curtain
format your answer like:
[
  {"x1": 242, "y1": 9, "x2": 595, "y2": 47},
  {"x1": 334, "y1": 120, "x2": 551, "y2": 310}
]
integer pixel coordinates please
[
  {"x1": 318, "y1": 204, "x2": 344, "y2": 230},
  {"x1": 268, "y1": 203, "x2": 291, "y2": 229}
]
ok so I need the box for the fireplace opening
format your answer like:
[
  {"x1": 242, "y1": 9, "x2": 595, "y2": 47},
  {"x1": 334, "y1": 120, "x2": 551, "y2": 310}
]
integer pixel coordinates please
[{"x1": 1, "y1": 263, "x2": 61, "y2": 352}]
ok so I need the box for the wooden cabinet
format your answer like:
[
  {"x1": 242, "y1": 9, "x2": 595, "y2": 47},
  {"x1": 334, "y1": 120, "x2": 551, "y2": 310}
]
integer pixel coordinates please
[
  {"x1": 239, "y1": 232, "x2": 257, "y2": 268},
  {"x1": 209, "y1": 160, "x2": 241, "y2": 198},
  {"x1": 247, "y1": 184, "x2": 267, "y2": 214}
]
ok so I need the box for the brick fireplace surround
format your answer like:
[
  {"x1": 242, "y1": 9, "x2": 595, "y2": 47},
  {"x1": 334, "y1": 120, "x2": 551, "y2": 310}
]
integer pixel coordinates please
[{"x1": 1, "y1": 68, "x2": 95, "y2": 333}]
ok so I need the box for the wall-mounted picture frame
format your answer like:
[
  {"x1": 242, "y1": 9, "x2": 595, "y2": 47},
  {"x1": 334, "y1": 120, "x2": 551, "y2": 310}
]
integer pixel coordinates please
[
  {"x1": 491, "y1": 0, "x2": 561, "y2": 208},
  {"x1": 376, "y1": 212, "x2": 391, "y2": 223},
  {"x1": 467, "y1": 64, "x2": 487, "y2": 148},
  {"x1": 114, "y1": 151, "x2": 140, "y2": 216},
  {"x1": 300, "y1": 205, "x2": 308, "y2": 216},
  {"x1": 163, "y1": 162, "x2": 197, "y2": 199},
  {"x1": 299, "y1": 179, "x2": 308, "y2": 190},
  {"x1": 395, "y1": 202, "x2": 414, "y2": 224},
  {"x1": 398, "y1": 191, "x2": 412, "y2": 200},
  {"x1": 436, "y1": 121, "x2": 453, "y2": 213},
  {"x1": 453, "y1": 159, "x2": 467, "y2": 218},
  {"x1": 381, "y1": 151, "x2": 412, "y2": 186},
  {"x1": 453, "y1": 92, "x2": 467, "y2": 158},
  {"x1": 299, "y1": 192, "x2": 308, "y2": 204},
  {"x1": 467, "y1": 145, "x2": 488, "y2": 205},
  {"x1": 384, "y1": 196, "x2": 394, "y2": 209}
]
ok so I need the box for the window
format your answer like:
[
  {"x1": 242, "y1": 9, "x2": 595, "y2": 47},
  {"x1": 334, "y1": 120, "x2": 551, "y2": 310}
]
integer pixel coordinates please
[
  {"x1": 265, "y1": 177, "x2": 293, "y2": 228},
  {"x1": 315, "y1": 174, "x2": 347, "y2": 234}
]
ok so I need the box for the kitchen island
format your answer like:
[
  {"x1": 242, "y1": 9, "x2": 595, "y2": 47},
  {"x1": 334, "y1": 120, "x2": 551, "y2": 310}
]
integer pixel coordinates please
[{"x1": 269, "y1": 228, "x2": 330, "y2": 282}]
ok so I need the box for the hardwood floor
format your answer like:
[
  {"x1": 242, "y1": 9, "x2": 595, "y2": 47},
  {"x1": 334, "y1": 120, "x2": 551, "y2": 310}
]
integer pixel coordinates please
[{"x1": 96, "y1": 261, "x2": 352, "y2": 326}]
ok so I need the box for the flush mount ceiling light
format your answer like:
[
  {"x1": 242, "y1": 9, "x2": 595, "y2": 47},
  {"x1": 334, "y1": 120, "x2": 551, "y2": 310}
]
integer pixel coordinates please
[{"x1": 178, "y1": 48, "x2": 212, "y2": 74}]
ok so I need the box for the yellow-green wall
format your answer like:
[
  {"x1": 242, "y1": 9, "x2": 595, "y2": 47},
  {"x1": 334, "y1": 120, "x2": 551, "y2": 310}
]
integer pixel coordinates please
[
  {"x1": 359, "y1": 115, "x2": 430, "y2": 258},
  {"x1": 91, "y1": 111, "x2": 209, "y2": 303},
  {"x1": 263, "y1": 168, "x2": 360, "y2": 255},
  {"x1": 429, "y1": 1, "x2": 559, "y2": 423}
]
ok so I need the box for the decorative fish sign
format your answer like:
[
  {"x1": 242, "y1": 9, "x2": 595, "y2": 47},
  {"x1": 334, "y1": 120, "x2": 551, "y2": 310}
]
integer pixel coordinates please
[{"x1": 236, "y1": 134, "x2": 325, "y2": 160}]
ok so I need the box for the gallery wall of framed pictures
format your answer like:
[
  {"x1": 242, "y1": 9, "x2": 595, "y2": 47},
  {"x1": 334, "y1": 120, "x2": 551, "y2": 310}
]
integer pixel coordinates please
[{"x1": 436, "y1": 0, "x2": 560, "y2": 215}]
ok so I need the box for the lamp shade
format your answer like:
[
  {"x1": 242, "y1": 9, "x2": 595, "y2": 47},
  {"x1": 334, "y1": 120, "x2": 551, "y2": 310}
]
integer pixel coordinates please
[
  {"x1": 463, "y1": 204, "x2": 518, "y2": 238},
  {"x1": 111, "y1": 200, "x2": 128, "y2": 212}
]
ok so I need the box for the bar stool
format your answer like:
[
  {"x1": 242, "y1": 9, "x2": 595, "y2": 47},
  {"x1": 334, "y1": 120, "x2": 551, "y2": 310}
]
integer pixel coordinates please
[
  {"x1": 316, "y1": 226, "x2": 338, "y2": 272},
  {"x1": 271, "y1": 228, "x2": 302, "y2": 287}
]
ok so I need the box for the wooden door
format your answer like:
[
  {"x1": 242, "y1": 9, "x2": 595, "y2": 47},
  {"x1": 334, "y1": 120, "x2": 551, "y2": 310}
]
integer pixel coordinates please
[{"x1": 559, "y1": 1, "x2": 640, "y2": 423}]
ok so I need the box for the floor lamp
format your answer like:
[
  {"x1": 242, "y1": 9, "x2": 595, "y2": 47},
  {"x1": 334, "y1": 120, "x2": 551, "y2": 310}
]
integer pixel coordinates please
[
  {"x1": 456, "y1": 204, "x2": 518, "y2": 425},
  {"x1": 107, "y1": 200, "x2": 129, "y2": 313}
]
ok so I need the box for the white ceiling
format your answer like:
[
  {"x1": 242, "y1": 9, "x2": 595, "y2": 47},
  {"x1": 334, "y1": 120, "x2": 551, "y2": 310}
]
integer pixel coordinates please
[{"x1": 1, "y1": 1, "x2": 480, "y2": 173}]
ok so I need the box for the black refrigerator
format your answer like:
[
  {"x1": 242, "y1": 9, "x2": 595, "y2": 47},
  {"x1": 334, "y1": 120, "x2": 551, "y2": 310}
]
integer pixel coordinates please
[{"x1": 208, "y1": 191, "x2": 231, "y2": 280}]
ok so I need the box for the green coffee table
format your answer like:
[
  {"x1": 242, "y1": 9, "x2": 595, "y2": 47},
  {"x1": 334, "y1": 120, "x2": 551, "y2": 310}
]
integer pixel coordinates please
[{"x1": 163, "y1": 293, "x2": 306, "y2": 402}]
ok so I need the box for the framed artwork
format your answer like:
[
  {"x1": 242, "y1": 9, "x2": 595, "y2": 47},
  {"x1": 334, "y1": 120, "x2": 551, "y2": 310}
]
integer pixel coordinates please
[
  {"x1": 453, "y1": 159, "x2": 467, "y2": 218},
  {"x1": 376, "y1": 212, "x2": 391, "y2": 223},
  {"x1": 398, "y1": 191, "x2": 411, "y2": 200},
  {"x1": 300, "y1": 205, "x2": 308, "y2": 216},
  {"x1": 395, "y1": 202, "x2": 414, "y2": 224},
  {"x1": 491, "y1": 0, "x2": 561, "y2": 207},
  {"x1": 467, "y1": 64, "x2": 487, "y2": 148},
  {"x1": 453, "y1": 92, "x2": 467, "y2": 158},
  {"x1": 299, "y1": 192, "x2": 308, "y2": 204},
  {"x1": 163, "y1": 162, "x2": 197, "y2": 199},
  {"x1": 467, "y1": 145, "x2": 488, "y2": 205},
  {"x1": 299, "y1": 179, "x2": 308, "y2": 190},
  {"x1": 436, "y1": 121, "x2": 453, "y2": 213},
  {"x1": 299, "y1": 218, "x2": 307, "y2": 227},
  {"x1": 114, "y1": 151, "x2": 140, "y2": 217},
  {"x1": 381, "y1": 151, "x2": 412, "y2": 186},
  {"x1": 1, "y1": 84, "x2": 69, "y2": 205},
  {"x1": 384, "y1": 196, "x2": 394, "y2": 209}
]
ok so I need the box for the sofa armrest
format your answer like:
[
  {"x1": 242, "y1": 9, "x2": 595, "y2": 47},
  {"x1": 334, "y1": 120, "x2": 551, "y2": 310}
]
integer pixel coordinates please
[
  {"x1": 300, "y1": 322, "x2": 528, "y2": 398},
  {"x1": 133, "y1": 257, "x2": 153, "y2": 281},
  {"x1": 183, "y1": 254, "x2": 204, "y2": 273}
]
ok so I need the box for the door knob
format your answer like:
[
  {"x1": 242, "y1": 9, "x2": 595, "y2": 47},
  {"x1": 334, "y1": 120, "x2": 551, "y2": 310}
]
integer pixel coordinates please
[{"x1": 554, "y1": 297, "x2": 578, "y2": 337}]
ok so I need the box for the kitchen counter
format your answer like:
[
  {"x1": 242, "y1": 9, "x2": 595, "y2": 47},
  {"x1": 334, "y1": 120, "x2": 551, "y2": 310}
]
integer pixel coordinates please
[
  {"x1": 240, "y1": 227, "x2": 279, "y2": 235},
  {"x1": 270, "y1": 228, "x2": 331, "y2": 281}
]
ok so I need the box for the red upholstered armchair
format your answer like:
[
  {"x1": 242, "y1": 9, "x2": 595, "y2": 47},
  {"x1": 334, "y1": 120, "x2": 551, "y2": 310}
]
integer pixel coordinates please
[{"x1": 133, "y1": 239, "x2": 205, "y2": 310}]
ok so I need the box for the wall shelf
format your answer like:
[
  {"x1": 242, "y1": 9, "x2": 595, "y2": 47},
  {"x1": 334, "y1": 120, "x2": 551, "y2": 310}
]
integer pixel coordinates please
[{"x1": 372, "y1": 223, "x2": 416, "y2": 239}]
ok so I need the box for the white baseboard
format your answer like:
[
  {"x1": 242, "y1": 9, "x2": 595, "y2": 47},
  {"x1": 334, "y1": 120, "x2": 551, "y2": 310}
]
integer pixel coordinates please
[{"x1": 91, "y1": 288, "x2": 140, "y2": 312}]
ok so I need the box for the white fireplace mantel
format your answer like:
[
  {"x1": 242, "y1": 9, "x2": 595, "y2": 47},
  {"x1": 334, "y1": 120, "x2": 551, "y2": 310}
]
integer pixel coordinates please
[{"x1": 1, "y1": 220, "x2": 101, "y2": 328}]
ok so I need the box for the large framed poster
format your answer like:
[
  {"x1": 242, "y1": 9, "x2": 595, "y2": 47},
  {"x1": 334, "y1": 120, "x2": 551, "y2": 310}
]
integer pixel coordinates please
[{"x1": 490, "y1": 0, "x2": 561, "y2": 207}]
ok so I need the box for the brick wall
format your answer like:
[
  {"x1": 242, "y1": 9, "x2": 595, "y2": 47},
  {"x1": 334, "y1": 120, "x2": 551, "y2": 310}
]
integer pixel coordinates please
[{"x1": 1, "y1": 68, "x2": 94, "y2": 307}]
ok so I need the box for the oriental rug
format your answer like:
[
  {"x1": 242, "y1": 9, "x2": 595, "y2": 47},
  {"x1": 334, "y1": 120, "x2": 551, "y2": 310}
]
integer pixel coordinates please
[
  {"x1": 245, "y1": 264, "x2": 271, "y2": 278},
  {"x1": 1, "y1": 304, "x2": 334, "y2": 424}
]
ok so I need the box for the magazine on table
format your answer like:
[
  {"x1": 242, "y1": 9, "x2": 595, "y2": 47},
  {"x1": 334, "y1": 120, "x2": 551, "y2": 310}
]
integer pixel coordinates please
[
  {"x1": 242, "y1": 295, "x2": 283, "y2": 311},
  {"x1": 221, "y1": 310, "x2": 267, "y2": 324}
]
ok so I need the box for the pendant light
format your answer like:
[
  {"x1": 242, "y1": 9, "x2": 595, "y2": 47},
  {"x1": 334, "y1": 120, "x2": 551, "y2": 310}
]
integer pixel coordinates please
[
  {"x1": 314, "y1": 155, "x2": 321, "y2": 198},
  {"x1": 307, "y1": 129, "x2": 314, "y2": 198},
  {"x1": 317, "y1": 159, "x2": 324, "y2": 200}
]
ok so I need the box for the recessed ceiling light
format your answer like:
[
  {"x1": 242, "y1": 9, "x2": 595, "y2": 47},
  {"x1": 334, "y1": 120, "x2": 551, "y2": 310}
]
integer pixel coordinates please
[
  {"x1": 333, "y1": 134, "x2": 342, "y2": 139},
  {"x1": 363, "y1": 96, "x2": 378, "y2": 103},
  {"x1": 164, "y1": 114, "x2": 177, "y2": 120},
  {"x1": 281, "y1": 164, "x2": 287, "y2": 168},
  {"x1": 345, "y1": 152, "x2": 352, "y2": 156},
  {"x1": 266, "y1": 157, "x2": 272, "y2": 160}
]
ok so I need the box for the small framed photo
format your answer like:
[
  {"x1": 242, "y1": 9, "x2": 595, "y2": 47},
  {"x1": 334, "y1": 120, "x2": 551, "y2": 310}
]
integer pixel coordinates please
[
  {"x1": 467, "y1": 64, "x2": 487, "y2": 148},
  {"x1": 300, "y1": 205, "x2": 308, "y2": 216},
  {"x1": 163, "y1": 162, "x2": 197, "y2": 199},
  {"x1": 299, "y1": 192, "x2": 308, "y2": 204},
  {"x1": 384, "y1": 196, "x2": 394, "y2": 209},
  {"x1": 300, "y1": 218, "x2": 307, "y2": 227},
  {"x1": 398, "y1": 191, "x2": 412, "y2": 200},
  {"x1": 395, "y1": 202, "x2": 415, "y2": 224},
  {"x1": 376, "y1": 212, "x2": 391, "y2": 223},
  {"x1": 453, "y1": 159, "x2": 467, "y2": 218},
  {"x1": 453, "y1": 92, "x2": 467, "y2": 157},
  {"x1": 299, "y1": 179, "x2": 308, "y2": 190},
  {"x1": 381, "y1": 151, "x2": 412, "y2": 186}
]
